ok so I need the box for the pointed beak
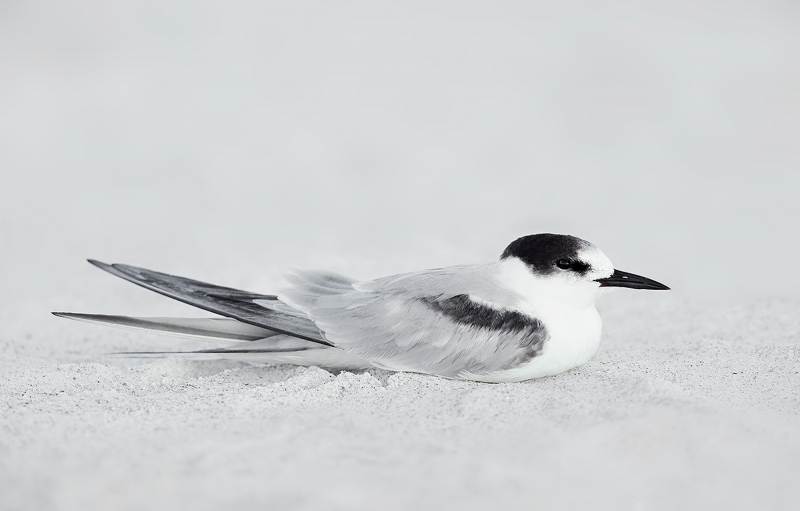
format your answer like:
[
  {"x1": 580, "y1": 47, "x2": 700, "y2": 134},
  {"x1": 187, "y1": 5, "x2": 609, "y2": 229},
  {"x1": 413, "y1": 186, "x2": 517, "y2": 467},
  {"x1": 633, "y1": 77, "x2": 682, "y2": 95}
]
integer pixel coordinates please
[{"x1": 596, "y1": 269, "x2": 670, "y2": 290}]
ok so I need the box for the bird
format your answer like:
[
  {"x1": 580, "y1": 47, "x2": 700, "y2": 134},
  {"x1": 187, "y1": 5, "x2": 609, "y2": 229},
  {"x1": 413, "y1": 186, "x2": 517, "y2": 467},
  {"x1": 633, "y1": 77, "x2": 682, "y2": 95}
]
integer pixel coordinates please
[{"x1": 53, "y1": 233, "x2": 669, "y2": 383}]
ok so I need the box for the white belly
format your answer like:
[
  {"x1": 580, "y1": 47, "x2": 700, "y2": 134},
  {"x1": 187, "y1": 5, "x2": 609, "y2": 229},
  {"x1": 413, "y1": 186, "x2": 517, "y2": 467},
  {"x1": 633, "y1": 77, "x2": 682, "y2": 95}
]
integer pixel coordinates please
[{"x1": 481, "y1": 306, "x2": 603, "y2": 383}]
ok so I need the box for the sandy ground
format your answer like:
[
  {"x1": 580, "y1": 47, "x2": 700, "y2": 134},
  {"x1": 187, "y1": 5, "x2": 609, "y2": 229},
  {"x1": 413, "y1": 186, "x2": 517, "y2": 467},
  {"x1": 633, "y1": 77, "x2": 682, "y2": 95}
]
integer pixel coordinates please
[
  {"x1": 3, "y1": 1, "x2": 800, "y2": 509},
  {"x1": 2, "y1": 286, "x2": 800, "y2": 510}
]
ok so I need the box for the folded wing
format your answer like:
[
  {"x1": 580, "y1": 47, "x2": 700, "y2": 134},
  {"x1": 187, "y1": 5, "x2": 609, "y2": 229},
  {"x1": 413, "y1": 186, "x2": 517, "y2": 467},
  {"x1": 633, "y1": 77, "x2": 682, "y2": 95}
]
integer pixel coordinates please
[
  {"x1": 86, "y1": 260, "x2": 331, "y2": 346},
  {"x1": 280, "y1": 266, "x2": 548, "y2": 379}
]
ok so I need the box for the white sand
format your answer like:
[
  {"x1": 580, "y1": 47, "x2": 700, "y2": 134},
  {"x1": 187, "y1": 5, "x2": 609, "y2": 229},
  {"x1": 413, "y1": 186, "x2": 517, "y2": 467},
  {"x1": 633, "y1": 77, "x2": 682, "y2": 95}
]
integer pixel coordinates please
[
  {"x1": 2, "y1": 1, "x2": 800, "y2": 509},
  {"x1": 3, "y1": 292, "x2": 800, "y2": 510}
]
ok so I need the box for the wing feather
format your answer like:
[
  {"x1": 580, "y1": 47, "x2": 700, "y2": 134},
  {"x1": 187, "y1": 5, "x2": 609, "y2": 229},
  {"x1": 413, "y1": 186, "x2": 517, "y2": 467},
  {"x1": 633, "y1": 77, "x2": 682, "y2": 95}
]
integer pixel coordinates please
[
  {"x1": 280, "y1": 264, "x2": 548, "y2": 378},
  {"x1": 87, "y1": 260, "x2": 330, "y2": 346}
]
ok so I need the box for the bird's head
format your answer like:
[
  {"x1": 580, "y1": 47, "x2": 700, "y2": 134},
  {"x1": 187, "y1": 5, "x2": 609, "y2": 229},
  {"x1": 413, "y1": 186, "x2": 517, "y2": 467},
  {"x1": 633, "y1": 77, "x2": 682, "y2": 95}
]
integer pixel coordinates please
[{"x1": 500, "y1": 234, "x2": 669, "y2": 304}]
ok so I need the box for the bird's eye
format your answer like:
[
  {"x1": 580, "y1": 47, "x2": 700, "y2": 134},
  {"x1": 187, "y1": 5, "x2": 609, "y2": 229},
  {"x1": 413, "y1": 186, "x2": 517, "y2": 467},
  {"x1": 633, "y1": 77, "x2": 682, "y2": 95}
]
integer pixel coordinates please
[{"x1": 556, "y1": 259, "x2": 572, "y2": 270}]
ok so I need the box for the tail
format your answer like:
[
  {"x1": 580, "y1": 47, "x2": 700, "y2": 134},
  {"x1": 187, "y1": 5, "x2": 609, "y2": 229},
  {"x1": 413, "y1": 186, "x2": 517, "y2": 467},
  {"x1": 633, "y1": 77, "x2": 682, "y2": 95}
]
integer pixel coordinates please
[
  {"x1": 51, "y1": 260, "x2": 384, "y2": 368},
  {"x1": 111, "y1": 338, "x2": 372, "y2": 370},
  {"x1": 51, "y1": 312, "x2": 282, "y2": 342},
  {"x1": 78, "y1": 260, "x2": 332, "y2": 346},
  {"x1": 53, "y1": 312, "x2": 371, "y2": 370}
]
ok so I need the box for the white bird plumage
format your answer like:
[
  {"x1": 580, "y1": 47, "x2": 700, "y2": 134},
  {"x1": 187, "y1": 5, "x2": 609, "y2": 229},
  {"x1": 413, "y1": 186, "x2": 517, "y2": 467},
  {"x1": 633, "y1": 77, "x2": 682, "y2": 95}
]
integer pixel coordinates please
[{"x1": 54, "y1": 234, "x2": 668, "y2": 382}]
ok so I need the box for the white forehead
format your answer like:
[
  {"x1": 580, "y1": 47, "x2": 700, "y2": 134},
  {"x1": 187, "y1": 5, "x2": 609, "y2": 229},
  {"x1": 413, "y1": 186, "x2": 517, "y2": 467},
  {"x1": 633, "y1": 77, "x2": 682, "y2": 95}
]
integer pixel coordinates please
[{"x1": 577, "y1": 245, "x2": 614, "y2": 279}]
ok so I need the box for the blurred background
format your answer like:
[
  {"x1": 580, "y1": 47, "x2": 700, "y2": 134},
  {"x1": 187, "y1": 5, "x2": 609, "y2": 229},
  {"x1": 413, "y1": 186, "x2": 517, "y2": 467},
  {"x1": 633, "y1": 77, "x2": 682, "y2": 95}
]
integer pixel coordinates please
[
  {"x1": 4, "y1": 5, "x2": 800, "y2": 508},
  {"x1": 1, "y1": 0, "x2": 799, "y2": 317}
]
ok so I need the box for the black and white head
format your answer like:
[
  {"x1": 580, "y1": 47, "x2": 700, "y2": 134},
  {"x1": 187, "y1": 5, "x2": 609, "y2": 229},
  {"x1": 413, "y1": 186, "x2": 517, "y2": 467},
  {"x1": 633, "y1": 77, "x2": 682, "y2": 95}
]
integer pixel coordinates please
[{"x1": 500, "y1": 234, "x2": 669, "y2": 296}]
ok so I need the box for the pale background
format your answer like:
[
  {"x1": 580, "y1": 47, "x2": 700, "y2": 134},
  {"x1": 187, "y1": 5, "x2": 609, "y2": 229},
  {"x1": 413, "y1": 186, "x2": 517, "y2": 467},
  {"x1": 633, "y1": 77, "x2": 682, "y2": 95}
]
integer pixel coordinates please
[{"x1": 1, "y1": 1, "x2": 799, "y2": 510}]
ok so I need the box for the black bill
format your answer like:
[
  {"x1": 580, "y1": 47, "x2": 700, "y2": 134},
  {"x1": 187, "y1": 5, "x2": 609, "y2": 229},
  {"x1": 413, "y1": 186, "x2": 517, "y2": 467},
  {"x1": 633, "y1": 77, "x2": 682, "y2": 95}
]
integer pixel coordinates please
[{"x1": 596, "y1": 269, "x2": 670, "y2": 290}]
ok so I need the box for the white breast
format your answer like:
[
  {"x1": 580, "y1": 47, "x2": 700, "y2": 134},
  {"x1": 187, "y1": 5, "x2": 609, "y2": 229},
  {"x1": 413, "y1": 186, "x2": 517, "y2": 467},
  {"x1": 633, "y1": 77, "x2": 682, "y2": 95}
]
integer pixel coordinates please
[
  {"x1": 484, "y1": 306, "x2": 602, "y2": 382},
  {"x1": 479, "y1": 258, "x2": 604, "y2": 383}
]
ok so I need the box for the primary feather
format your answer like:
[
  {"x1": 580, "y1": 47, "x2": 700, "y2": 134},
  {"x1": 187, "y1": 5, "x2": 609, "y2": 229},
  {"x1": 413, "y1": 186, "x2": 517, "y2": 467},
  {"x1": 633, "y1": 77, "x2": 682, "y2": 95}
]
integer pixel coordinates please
[{"x1": 86, "y1": 260, "x2": 330, "y2": 345}]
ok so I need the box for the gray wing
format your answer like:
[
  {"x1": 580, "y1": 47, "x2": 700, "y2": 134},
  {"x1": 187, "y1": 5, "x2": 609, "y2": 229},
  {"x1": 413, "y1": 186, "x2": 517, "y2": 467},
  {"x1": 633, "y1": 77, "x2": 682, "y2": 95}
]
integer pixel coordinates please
[
  {"x1": 87, "y1": 260, "x2": 331, "y2": 346},
  {"x1": 280, "y1": 266, "x2": 548, "y2": 379}
]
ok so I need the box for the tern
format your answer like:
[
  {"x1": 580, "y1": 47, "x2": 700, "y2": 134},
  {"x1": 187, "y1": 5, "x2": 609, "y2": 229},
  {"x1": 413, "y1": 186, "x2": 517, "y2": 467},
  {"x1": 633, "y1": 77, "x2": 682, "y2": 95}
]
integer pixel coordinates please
[{"x1": 53, "y1": 234, "x2": 668, "y2": 382}]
